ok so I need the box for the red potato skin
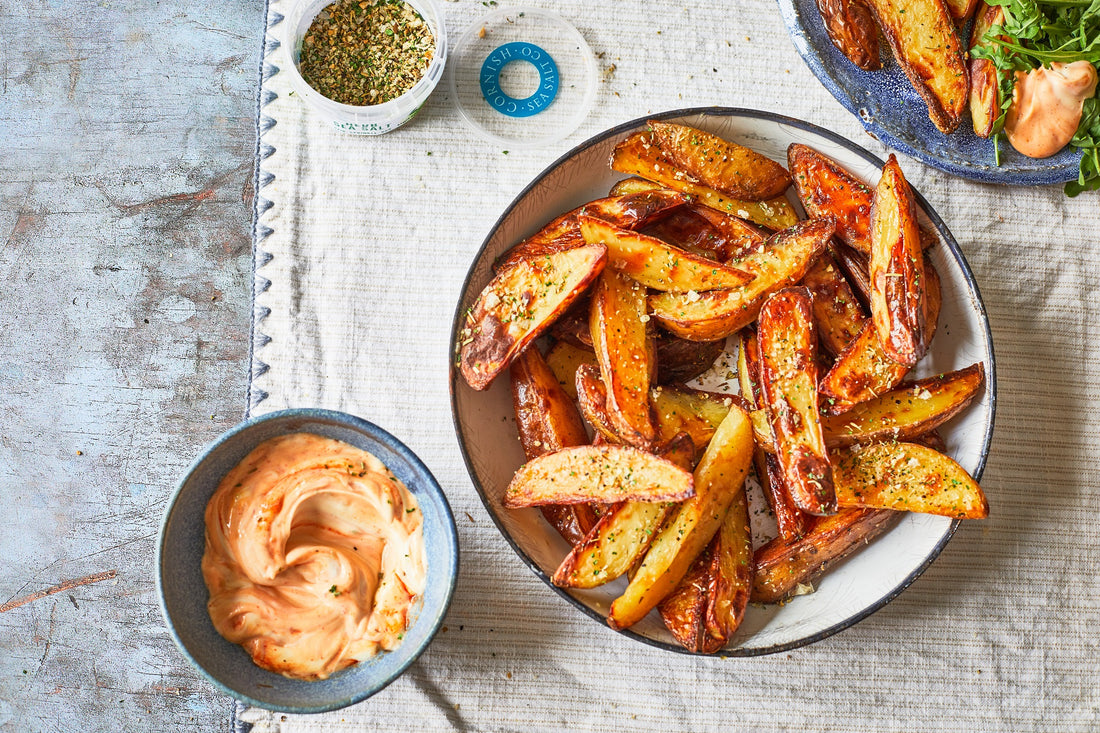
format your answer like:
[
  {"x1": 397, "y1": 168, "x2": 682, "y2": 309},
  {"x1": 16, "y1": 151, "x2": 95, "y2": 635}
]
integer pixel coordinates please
[
  {"x1": 869, "y1": 156, "x2": 926, "y2": 367},
  {"x1": 757, "y1": 288, "x2": 837, "y2": 516}
]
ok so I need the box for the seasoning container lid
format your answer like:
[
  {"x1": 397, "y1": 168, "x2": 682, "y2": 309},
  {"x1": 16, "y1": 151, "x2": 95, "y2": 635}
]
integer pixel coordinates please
[{"x1": 449, "y1": 7, "x2": 597, "y2": 149}]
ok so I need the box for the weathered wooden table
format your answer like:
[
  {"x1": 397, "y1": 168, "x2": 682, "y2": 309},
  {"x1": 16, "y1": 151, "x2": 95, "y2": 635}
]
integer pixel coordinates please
[{"x1": 0, "y1": 2, "x2": 262, "y2": 728}]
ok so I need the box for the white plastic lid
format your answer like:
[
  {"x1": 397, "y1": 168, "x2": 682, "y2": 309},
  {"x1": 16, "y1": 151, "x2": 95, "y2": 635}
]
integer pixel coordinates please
[{"x1": 449, "y1": 7, "x2": 597, "y2": 148}]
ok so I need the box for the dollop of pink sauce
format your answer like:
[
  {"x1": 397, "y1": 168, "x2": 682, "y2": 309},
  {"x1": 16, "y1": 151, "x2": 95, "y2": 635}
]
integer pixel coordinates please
[
  {"x1": 202, "y1": 433, "x2": 425, "y2": 681},
  {"x1": 1006, "y1": 61, "x2": 1098, "y2": 159}
]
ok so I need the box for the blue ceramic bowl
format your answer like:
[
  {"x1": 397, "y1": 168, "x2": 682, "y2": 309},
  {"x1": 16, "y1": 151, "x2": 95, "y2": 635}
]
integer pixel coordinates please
[{"x1": 157, "y1": 409, "x2": 458, "y2": 713}]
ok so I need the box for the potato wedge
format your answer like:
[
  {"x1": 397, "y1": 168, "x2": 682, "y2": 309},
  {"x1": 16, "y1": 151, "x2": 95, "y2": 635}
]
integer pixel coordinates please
[
  {"x1": 649, "y1": 217, "x2": 834, "y2": 342},
  {"x1": 646, "y1": 204, "x2": 767, "y2": 262},
  {"x1": 832, "y1": 243, "x2": 872, "y2": 307},
  {"x1": 863, "y1": 0, "x2": 968, "y2": 133},
  {"x1": 788, "y1": 144, "x2": 938, "y2": 256},
  {"x1": 511, "y1": 347, "x2": 590, "y2": 461},
  {"x1": 590, "y1": 268, "x2": 656, "y2": 447},
  {"x1": 608, "y1": 404, "x2": 753, "y2": 629},
  {"x1": 822, "y1": 363, "x2": 985, "y2": 447},
  {"x1": 816, "y1": 0, "x2": 881, "y2": 70},
  {"x1": 869, "y1": 155, "x2": 926, "y2": 367},
  {"x1": 758, "y1": 288, "x2": 837, "y2": 516},
  {"x1": 655, "y1": 334, "x2": 725, "y2": 385},
  {"x1": 647, "y1": 120, "x2": 792, "y2": 201},
  {"x1": 657, "y1": 546, "x2": 723, "y2": 653},
  {"x1": 503, "y1": 445, "x2": 694, "y2": 508},
  {"x1": 832, "y1": 441, "x2": 988, "y2": 518},
  {"x1": 497, "y1": 190, "x2": 690, "y2": 270},
  {"x1": 459, "y1": 243, "x2": 606, "y2": 390},
  {"x1": 574, "y1": 363, "x2": 618, "y2": 443},
  {"x1": 751, "y1": 509, "x2": 897, "y2": 603},
  {"x1": 801, "y1": 250, "x2": 868, "y2": 356},
  {"x1": 737, "y1": 331, "x2": 807, "y2": 539},
  {"x1": 510, "y1": 347, "x2": 599, "y2": 545},
  {"x1": 968, "y1": 3, "x2": 1007, "y2": 138},
  {"x1": 650, "y1": 384, "x2": 739, "y2": 447},
  {"x1": 819, "y1": 259, "x2": 941, "y2": 414},
  {"x1": 609, "y1": 133, "x2": 800, "y2": 230},
  {"x1": 578, "y1": 216, "x2": 752, "y2": 292},
  {"x1": 552, "y1": 434, "x2": 694, "y2": 589},
  {"x1": 545, "y1": 340, "x2": 597, "y2": 400},
  {"x1": 704, "y1": 469, "x2": 753, "y2": 643}
]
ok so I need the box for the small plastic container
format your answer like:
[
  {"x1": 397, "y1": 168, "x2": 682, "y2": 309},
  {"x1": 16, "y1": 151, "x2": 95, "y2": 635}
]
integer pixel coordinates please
[{"x1": 282, "y1": 0, "x2": 447, "y2": 135}]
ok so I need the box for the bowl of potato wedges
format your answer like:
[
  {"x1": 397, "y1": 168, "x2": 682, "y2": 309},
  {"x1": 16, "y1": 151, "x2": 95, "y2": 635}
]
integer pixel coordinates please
[{"x1": 450, "y1": 108, "x2": 995, "y2": 655}]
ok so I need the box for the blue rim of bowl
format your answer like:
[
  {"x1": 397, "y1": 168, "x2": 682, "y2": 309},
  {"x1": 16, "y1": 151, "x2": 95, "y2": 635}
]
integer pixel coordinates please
[
  {"x1": 449, "y1": 106, "x2": 997, "y2": 656},
  {"x1": 156, "y1": 408, "x2": 459, "y2": 713},
  {"x1": 774, "y1": 0, "x2": 1080, "y2": 186}
]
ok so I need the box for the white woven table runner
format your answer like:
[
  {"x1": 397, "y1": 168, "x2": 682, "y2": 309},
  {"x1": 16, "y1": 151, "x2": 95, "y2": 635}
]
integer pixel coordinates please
[{"x1": 242, "y1": 0, "x2": 1100, "y2": 729}]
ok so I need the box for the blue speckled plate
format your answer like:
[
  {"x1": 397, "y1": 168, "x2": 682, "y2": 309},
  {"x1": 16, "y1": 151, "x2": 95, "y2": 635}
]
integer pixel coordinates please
[{"x1": 776, "y1": 0, "x2": 1081, "y2": 185}]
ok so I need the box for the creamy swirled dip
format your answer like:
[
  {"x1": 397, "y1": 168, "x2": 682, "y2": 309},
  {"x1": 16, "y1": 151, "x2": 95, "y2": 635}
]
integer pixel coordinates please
[{"x1": 202, "y1": 433, "x2": 426, "y2": 681}]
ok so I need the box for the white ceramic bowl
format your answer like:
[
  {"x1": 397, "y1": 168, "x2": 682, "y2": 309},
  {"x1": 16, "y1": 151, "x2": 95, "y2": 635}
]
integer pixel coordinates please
[
  {"x1": 449, "y1": 108, "x2": 996, "y2": 655},
  {"x1": 281, "y1": 0, "x2": 447, "y2": 135}
]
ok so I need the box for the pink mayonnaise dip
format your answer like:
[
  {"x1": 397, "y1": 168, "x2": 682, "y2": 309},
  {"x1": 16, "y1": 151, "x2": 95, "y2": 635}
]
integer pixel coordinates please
[
  {"x1": 1005, "y1": 61, "x2": 1098, "y2": 159},
  {"x1": 202, "y1": 433, "x2": 425, "y2": 680}
]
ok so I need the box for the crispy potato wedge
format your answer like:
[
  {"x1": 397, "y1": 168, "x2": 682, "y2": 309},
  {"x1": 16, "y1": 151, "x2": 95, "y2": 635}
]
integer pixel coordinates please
[
  {"x1": 832, "y1": 243, "x2": 872, "y2": 307},
  {"x1": 651, "y1": 384, "x2": 739, "y2": 447},
  {"x1": 657, "y1": 546, "x2": 723, "y2": 653},
  {"x1": 574, "y1": 363, "x2": 620, "y2": 444},
  {"x1": 869, "y1": 155, "x2": 927, "y2": 366},
  {"x1": 737, "y1": 331, "x2": 807, "y2": 539},
  {"x1": 510, "y1": 348, "x2": 596, "y2": 544},
  {"x1": 655, "y1": 334, "x2": 726, "y2": 385},
  {"x1": 497, "y1": 190, "x2": 690, "y2": 270},
  {"x1": 608, "y1": 404, "x2": 753, "y2": 629},
  {"x1": 503, "y1": 445, "x2": 694, "y2": 508},
  {"x1": 863, "y1": 0, "x2": 968, "y2": 133},
  {"x1": 511, "y1": 347, "x2": 590, "y2": 460},
  {"x1": 609, "y1": 134, "x2": 800, "y2": 230},
  {"x1": 590, "y1": 268, "x2": 656, "y2": 447},
  {"x1": 801, "y1": 250, "x2": 868, "y2": 356},
  {"x1": 816, "y1": 0, "x2": 881, "y2": 70},
  {"x1": 649, "y1": 217, "x2": 834, "y2": 342},
  {"x1": 646, "y1": 205, "x2": 766, "y2": 263},
  {"x1": 578, "y1": 216, "x2": 752, "y2": 292},
  {"x1": 968, "y1": 3, "x2": 1007, "y2": 138},
  {"x1": 788, "y1": 144, "x2": 939, "y2": 256},
  {"x1": 832, "y1": 441, "x2": 988, "y2": 518},
  {"x1": 822, "y1": 363, "x2": 985, "y2": 447},
  {"x1": 459, "y1": 243, "x2": 606, "y2": 390},
  {"x1": 647, "y1": 120, "x2": 792, "y2": 201},
  {"x1": 819, "y1": 259, "x2": 941, "y2": 414},
  {"x1": 705, "y1": 470, "x2": 753, "y2": 643},
  {"x1": 545, "y1": 340, "x2": 597, "y2": 400},
  {"x1": 552, "y1": 433, "x2": 694, "y2": 589},
  {"x1": 553, "y1": 499, "x2": 676, "y2": 589},
  {"x1": 758, "y1": 288, "x2": 837, "y2": 516},
  {"x1": 751, "y1": 508, "x2": 897, "y2": 603}
]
